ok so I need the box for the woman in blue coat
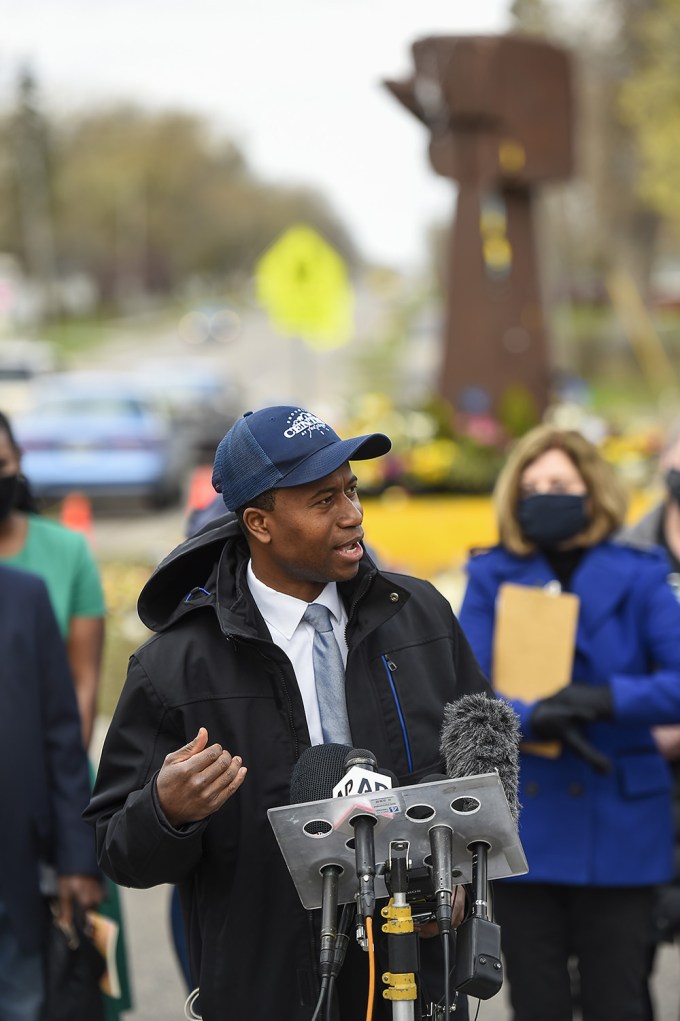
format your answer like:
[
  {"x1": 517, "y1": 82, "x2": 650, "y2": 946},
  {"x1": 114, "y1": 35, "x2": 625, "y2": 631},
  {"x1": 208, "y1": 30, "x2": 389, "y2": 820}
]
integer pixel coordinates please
[{"x1": 458, "y1": 425, "x2": 680, "y2": 1021}]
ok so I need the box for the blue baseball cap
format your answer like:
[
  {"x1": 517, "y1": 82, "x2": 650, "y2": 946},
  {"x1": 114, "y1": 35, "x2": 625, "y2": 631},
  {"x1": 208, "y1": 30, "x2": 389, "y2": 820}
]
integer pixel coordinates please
[{"x1": 212, "y1": 406, "x2": 391, "y2": 511}]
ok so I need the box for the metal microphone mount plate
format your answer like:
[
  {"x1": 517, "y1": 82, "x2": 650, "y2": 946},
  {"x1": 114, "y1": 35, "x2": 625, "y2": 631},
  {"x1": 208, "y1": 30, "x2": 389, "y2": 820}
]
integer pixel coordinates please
[{"x1": 268, "y1": 772, "x2": 528, "y2": 910}]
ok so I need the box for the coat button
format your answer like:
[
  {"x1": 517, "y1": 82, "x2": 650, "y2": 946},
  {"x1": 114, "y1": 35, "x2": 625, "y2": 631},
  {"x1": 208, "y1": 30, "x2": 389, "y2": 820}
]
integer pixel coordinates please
[
  {"x1": 568, "y1": 783, "x2": 584, "y2": 797},
  {"x1": 525, "y1": 782, "x2": 539, "y2": 797},
  {"x1": 389, "y1": 592, "x2": 399, "y2": 603}
]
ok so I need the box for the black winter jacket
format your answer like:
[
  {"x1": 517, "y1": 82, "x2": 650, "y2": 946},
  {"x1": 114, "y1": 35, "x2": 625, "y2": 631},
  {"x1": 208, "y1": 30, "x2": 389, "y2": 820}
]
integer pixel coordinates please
[{"x1": 85, "y1": 518, "x2": 490, "y2": 1020}]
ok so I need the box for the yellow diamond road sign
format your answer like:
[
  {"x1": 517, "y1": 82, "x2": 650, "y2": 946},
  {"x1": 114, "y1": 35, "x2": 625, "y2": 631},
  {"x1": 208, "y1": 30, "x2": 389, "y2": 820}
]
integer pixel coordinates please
[{"x1": 255, "y1": 225, "x2": 354, "y2": 349}]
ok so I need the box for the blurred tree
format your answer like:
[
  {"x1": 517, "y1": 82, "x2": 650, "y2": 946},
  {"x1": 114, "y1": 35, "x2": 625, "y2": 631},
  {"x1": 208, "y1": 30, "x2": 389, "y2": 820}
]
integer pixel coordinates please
[
  {"x1": 510, "y1": 0, "x2": 554, "y2": 34},
  {"x1": 0, "y1": 87, "x2": 357, "y2": 312},
  {"x1": 511, "y1": 0, "x2": 663, "y2": 298},
  {"x1": 12, "y1": 69, "x2": 60, "y2": 314},
  {"x1": 619, "y1": 0, "x2": 680, "y2": 224}
]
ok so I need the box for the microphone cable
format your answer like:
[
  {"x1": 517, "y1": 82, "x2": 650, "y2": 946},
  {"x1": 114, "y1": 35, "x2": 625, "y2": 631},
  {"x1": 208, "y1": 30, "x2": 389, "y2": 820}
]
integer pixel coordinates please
[
  {"x1": 444, "y1": 883, "x2": 463, "y2": 1015},
  {"x1": 439, "y1": 883, "x2": 460, "y2": 1020},
  {"x1": 442, "y1": 931, "x2": 450, "y2": 1019},
  {"x1": 424, "y1": 884, "x2": 466, "y2": 1021},
  {"x1": 365, "y1": 914, "x2": 376, "y2": 1021},
  {"x1": 309, "y1": 978, "x2": 330, "y2": 1021},
  {"x1": 325, "y1": 902, "x2": 355, "y2": 1021}
]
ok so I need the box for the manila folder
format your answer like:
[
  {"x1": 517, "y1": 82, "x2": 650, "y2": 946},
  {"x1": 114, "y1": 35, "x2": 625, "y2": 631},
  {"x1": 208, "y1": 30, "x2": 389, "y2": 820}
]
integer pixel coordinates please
[{"x1": 493, "y1": 582, "x2": 580, "y2": 758}]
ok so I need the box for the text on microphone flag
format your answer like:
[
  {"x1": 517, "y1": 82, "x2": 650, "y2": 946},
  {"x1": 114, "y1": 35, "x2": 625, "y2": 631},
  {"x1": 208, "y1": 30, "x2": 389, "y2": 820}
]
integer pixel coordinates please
[{"x1": 332, "y1": 764, "x2": 394, "y2": 799}]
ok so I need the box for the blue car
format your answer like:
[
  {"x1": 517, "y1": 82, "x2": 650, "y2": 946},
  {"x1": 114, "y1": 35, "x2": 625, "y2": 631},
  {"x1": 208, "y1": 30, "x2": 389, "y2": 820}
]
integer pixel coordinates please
[{"x1": 14, "y1": 374, "x2": 189, "y2": 507}]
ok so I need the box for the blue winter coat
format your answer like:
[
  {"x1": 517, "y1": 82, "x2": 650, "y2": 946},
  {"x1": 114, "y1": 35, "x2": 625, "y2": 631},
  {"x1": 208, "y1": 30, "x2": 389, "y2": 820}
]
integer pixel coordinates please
[{"x1": 459, "y1": 541, "x2": 680, "y2": 887}]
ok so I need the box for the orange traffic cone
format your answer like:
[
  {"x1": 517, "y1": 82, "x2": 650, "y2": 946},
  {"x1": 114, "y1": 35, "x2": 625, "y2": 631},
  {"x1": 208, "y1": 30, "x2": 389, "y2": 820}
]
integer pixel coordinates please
[
  {"x1": 60, "y1": 491, "x2": 95, "y2": 544},
  {"x1": 185, "y1": 465, "x2": 216, "y2": 516}
]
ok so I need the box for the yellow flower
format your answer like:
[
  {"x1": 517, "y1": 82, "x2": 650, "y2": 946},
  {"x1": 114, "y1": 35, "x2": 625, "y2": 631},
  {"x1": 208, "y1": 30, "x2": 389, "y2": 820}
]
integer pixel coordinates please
[{"x1": 404, "y1": 439, "x2": 459, "y2": 485}]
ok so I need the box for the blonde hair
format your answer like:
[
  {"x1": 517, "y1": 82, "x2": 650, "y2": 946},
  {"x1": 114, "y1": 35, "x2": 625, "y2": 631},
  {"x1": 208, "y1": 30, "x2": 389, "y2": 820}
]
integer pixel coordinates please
[{"x1": 494, "y1": 425, "x2": 629, "y2": 555}]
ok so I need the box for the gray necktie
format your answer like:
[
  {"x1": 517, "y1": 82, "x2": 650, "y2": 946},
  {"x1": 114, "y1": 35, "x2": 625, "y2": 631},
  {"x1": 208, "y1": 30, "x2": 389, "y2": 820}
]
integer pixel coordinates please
[{"x1": 303, "y1": 603, "x2": 352, "y2": 745}]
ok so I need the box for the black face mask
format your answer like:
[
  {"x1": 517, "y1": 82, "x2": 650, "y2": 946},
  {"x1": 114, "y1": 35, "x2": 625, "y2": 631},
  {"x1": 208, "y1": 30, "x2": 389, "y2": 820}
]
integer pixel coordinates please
[
  {"x1": 0, "y1": 474, "x2": 18, "y2": 521},
  {"x1": 517, "y1": 493, "x2": 590, "y2": 549},
  {"x1": 666, "y1": 469, "x2": 680, "y2": 507}
]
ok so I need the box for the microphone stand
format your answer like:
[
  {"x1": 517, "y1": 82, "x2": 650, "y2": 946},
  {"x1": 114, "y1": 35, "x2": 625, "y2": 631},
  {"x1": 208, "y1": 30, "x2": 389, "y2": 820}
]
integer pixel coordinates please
[
  {"x1": 268, "y1": 772, "x2": 527, "y2": 1015},
  {"x1": 382, "y1": 841, "x2": 419, "y2": 1021}
]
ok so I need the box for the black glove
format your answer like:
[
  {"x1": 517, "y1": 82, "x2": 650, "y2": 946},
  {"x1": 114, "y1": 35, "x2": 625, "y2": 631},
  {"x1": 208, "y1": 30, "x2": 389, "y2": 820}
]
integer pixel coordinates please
[
  {"x1": 543, "y1": 684, "x2": 613, "y2": 720},
  {"x1": 530, "y1": 685, "x2": 613, "y2": 774},
  {"x1": 530, "y1": 700, "x2": 584, "y2": 740}
]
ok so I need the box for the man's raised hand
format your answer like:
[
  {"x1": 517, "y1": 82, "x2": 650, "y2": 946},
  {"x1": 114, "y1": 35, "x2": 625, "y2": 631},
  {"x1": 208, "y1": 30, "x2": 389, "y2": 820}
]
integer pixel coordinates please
[{"x1": 156, "y1": 727, "x2": 247, "y2": 827}]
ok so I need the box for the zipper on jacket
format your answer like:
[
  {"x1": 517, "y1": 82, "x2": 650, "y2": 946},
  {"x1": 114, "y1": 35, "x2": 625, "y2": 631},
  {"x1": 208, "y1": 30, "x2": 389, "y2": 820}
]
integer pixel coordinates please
[
  {"x1": 273, "y1": 659, "x2": 300, "y2": 761},
  {"x1": 381, "y1": 655, "x2": 413, "y2": 772}
]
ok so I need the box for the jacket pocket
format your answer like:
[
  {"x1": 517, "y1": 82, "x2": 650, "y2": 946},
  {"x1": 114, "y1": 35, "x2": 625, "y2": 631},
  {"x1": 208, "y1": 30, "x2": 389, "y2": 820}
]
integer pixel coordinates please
[{"x1": 616, "y1": 752, "x2": 672, "y2": 800}]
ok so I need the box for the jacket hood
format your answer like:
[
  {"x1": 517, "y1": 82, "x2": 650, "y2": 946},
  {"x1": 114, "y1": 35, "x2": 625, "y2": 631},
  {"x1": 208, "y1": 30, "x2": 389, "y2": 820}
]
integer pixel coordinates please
[{"x1": 138, "y1": 515, "x2": 247, "y2": 631}]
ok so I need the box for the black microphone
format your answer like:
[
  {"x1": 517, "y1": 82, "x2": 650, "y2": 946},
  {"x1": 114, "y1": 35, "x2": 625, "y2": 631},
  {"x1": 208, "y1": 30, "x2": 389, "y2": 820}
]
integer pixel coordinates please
[
  {"x1": 343, "y1": 748, "x2": 379, "y2": 923},
  {"x1": 344, "y1": 747, "x2": 377, "y2": 771},
  {"x1": 289, "y1": 744, "x2": 353, "y2": 979},
  {"x1": 290, "y1": 743, "x2": 353, "y2": 804},
  {"x1": 439, "y1": 692, "x2": 521, "y2": 1000},
  {"x1": 417, "y1": 772, "x2": 454, "y2": 933},
  {"x1": 429, "y1": 823, "x2": 454, "y2": 935}
]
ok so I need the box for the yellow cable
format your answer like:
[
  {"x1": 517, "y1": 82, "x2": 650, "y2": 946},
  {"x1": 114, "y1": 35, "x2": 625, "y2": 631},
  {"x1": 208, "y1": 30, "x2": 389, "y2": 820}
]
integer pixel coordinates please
[{"x1": 365, "y1": 914, "x2": 375, "y2": 1021}]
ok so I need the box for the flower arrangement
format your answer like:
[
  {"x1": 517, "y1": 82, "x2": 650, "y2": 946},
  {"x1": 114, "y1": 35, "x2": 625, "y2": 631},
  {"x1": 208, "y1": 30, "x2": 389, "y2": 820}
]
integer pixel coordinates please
[
  {"x1": 344, "y1": 392, "x2": 667, "y2": 496},
  {"x1": 343, "y1": 392, "x2": 509, "y2": 495}
]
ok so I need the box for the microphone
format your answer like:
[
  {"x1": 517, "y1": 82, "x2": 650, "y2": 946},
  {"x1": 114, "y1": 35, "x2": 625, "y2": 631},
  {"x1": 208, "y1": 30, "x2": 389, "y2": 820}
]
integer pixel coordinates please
[
  {"x1": 333, "y1": 747, "x2": 395, "y2": 798},
  {"x1": 440, "y1": 692, "x2": 520, "y2": 825},
  {"x1": 439, "y1": 692, "x2": 521, "y2": 1000},
  {"x1": 343, "y1": 748, "x2": 381, "y2": 923},
  {"x1": 415, "y1": 771, "x2": 453, "y2": 933},
  {"x1": 289, "y1": 744, "x2": 353, "y2": 979},
  {"x1": 429, "y1": 824, "x2": 454, "y2": 935},
  {"x1": 290, "y1": 743, "x2": 353, "y2": 804}
]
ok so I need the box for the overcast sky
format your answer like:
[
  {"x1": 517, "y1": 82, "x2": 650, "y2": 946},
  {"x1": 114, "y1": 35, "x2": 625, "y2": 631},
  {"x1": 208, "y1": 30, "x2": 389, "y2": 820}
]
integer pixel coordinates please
[{"x1": 0, "y1": 0, "x2": 512, "y2": 270}]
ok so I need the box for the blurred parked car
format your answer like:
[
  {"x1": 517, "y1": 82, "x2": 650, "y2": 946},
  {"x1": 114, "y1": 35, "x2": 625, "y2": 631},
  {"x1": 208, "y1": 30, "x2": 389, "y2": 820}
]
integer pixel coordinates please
[
  {"x1": 0, "y1": 338, "x2": 58, "y2": 415},
  {"x1": 13, "y1": 373, "x2": 189, "y2": 507},
  {"x1": 136, "y1": 359, "x2": 241, "y2": 463}
]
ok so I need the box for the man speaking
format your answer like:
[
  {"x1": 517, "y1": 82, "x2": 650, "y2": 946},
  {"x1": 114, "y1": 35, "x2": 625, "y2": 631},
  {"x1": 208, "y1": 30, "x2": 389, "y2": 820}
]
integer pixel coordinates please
[{"x1": 85, "y1": 405, "x2": 492, "y2": 1020}]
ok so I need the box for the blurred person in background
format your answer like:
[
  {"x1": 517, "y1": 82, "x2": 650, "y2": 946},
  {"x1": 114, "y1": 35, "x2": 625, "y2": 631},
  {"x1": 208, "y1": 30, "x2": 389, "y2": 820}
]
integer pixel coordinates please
[
  {"x1": 184, "y1": 491, "x2": 229, "y2": 539},
  {"x1": 622, "y1": 421, "x2": 680, "y2": 592},
  {"x1": 0, "y1": 562, "x2": 102, "y2": 1021},
  {"x1": 458, "y1": 424, "x2": 680, "y2": 1021},
  {"x1": 0, "y1": 411, "x2": 104, "y2": 749},
  {"x1": 622, "y1": 423, "x2": 680, "y2": 1019},
  {"x1": 0, "y1": 410, "x2": 132, "y2": 1019}
]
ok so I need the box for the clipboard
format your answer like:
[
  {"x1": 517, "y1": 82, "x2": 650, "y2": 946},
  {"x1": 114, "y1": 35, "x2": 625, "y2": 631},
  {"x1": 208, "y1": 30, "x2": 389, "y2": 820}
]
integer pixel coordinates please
[{"x1": 492, "y1": 582, "x2": 580, "y2": 758}]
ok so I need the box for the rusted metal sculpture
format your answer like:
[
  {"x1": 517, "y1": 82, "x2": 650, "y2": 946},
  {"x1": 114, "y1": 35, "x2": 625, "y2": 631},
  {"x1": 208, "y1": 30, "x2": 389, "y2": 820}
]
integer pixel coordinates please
[{"x1": 385, "y1": 35, "x2": 573, "y2": 422}]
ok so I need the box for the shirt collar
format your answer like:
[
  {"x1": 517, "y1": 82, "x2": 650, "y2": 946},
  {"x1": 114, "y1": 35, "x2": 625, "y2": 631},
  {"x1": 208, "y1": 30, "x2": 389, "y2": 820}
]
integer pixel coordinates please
[{"x1": 247, "y1": 561, "x2": 344, "y2": 640}]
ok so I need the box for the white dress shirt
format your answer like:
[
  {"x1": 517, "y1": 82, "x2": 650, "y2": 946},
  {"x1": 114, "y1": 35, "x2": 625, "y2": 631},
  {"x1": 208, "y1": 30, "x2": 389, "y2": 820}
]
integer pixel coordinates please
[{"x1": 246, "y1": 561, "x2": 349, "y2": 745}]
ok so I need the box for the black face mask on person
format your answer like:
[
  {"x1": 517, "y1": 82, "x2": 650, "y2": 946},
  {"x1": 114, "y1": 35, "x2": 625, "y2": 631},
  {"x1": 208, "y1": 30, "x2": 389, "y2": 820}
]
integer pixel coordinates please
[
  {"x1": 0, "y1": 474, "x2": 19, "y2": 521},
  {"x1": 666, "y1": 469, "x2": 680, "y2": 507},
  {"x1": 517, "y1": 493, "x2": 590, "y2": 548}
]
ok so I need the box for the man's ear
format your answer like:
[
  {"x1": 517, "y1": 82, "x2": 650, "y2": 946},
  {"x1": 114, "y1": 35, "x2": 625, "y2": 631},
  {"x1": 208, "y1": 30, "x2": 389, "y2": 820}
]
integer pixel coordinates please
[{"x1": 242, "y1": 507, "x2": 272, "y2": 545}]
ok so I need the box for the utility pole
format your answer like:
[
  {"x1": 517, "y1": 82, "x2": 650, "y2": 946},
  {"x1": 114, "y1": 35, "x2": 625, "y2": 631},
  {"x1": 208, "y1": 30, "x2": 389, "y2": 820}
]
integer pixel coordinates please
[{"x1": 13, "y1": 66, "x2": 60, "y2": 320}]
